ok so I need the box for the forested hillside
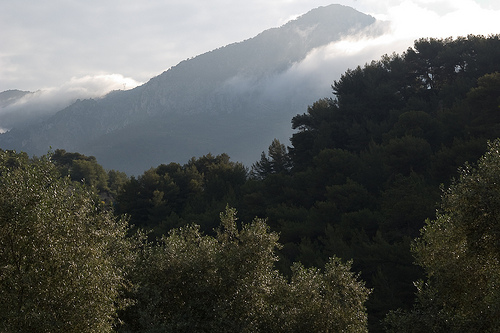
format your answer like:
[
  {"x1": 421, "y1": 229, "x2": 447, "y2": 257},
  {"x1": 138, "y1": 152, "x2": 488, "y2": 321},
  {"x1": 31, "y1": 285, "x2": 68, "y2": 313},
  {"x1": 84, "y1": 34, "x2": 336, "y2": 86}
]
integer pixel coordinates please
[{"x1": 2, "y1": 34, "x2": 500, "y2": 332}]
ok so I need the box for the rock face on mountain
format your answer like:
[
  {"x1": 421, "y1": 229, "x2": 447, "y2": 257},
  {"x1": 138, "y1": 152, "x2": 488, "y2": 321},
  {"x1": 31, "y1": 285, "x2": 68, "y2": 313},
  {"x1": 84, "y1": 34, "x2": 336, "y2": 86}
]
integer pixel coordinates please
[{"x1": 0, "y1": 5, "x2": 377, "y2": 175}]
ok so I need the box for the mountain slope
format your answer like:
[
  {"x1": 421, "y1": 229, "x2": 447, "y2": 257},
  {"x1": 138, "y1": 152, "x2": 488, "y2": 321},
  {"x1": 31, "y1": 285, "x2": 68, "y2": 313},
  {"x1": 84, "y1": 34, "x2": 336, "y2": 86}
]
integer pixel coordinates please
[{"x1": 0, "y1": 4, "x2": 378, "y2": 175}]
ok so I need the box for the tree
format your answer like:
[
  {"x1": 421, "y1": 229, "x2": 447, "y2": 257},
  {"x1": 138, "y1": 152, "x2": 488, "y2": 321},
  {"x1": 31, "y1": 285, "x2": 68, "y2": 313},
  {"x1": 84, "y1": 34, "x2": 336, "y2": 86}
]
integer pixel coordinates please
[
  {"x1": 465, "y1": 72, "x2": 500, "y2": 137},
  {"x1": 251, "y1": 139, "x2": 292, "y2": 179},
  {"x1": 0, "y1": 150, "x2": 131, "y2": 333},
  {"x1": 119, "y1": 206, "x2": 370, "y2": 333},
  {"x1": 264, "y1": 257, "x2": 371, "y2": 333},
  {"x1": 116, "y1": 154, "x2": 247, "y2": 235},
  {"x1": 107, "y1": 169, "x2": 129, "y2": 197},
  {"x1": 51, "y1": 149, "x2": 109, "y2": 192},
  {"x1": 385, "y1": 139, "x2": 500, "y2": 332}
]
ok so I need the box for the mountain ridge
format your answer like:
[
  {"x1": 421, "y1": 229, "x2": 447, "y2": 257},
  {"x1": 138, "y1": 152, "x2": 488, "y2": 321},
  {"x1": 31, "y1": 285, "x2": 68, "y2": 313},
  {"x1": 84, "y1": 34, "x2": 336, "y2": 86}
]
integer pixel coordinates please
[{"x1": 0, "y1": 4, "x2": 379, "y2": 175}]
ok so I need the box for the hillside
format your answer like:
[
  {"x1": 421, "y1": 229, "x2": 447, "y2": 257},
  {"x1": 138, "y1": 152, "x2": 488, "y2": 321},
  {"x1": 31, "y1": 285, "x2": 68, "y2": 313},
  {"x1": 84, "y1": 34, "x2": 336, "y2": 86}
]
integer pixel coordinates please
[{"x1": 0, "y1": 4, "x2": 378, "y2": 174}]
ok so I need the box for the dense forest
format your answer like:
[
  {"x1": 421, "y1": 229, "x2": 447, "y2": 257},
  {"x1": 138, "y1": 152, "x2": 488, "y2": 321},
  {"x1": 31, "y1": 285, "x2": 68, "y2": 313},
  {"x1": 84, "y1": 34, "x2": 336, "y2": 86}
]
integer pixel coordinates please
[{"x1": 1, "y1": 34, "x2": 500, "y2": 332}]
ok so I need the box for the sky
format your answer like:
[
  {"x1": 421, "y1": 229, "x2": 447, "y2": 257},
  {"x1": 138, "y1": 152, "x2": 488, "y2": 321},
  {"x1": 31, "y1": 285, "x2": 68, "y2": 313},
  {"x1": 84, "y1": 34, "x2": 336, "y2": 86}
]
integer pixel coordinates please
[{"x1": 1, "y1": 0, "x2": 499, "y2": 102}]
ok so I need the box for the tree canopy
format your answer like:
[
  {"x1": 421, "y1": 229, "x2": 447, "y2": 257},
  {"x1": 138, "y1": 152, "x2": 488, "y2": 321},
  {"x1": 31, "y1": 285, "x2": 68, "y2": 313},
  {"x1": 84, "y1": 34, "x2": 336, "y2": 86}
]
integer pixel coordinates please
[
  {"x1": 0, "y1": 150, "x2": 131, "y2": 333},
  {"x1": 385, "y1": 139, "x2": 500, "y2": 332},
  {"x1": 118, "y1": 206, "x2": 370, "y2": 333}
]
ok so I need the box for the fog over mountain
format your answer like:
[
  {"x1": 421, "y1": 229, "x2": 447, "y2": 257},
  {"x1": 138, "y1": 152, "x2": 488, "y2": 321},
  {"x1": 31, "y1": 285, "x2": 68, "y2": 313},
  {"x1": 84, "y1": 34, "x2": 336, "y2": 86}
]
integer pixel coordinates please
[
  {"x1": 0, "y1": 74, "x2": 142, "y2": 133},
  {"x1": 0, "y1": 4, "x2": 380, "y2": 175},
  {"x1": 0, "y1": 90, "x2": 35, "y2": 133}
]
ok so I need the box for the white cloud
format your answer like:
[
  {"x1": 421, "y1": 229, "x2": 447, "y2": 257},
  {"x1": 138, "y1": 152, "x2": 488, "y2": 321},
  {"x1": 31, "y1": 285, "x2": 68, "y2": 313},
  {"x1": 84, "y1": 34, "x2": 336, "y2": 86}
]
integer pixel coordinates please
[
  {"x1": 259, "y1": 0, "x2": 500, "y2": 109},
  {"x1": 306, "y1": 0, "x2": 500, "y2": 71},
  {"x1": 0, "y1": 74, "x2": 142, "y2": 131},
  {"x1": 55, "y1": 74, "x2": 142, "y2": 96},
  {"x1": 368, "y1": 0, "x2": 500, "y2": 39}
]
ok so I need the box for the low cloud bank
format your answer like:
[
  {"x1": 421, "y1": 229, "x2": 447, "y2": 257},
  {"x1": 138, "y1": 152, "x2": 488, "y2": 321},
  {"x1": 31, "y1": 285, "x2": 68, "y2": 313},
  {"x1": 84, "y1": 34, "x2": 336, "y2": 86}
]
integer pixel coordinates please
[
  {"x1": 0, "y1": 74, "x2": 142, "y2": 132},
  {"x1": 263, "y1": 0, "x2": 500, "y2": 105}
]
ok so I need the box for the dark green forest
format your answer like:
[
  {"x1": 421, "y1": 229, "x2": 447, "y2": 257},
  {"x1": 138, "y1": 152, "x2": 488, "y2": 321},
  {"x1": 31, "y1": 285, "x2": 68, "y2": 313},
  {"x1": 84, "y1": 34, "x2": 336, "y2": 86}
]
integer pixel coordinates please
[{"x1": 1, "y1": 35, "x2": 500, "y2": 332}]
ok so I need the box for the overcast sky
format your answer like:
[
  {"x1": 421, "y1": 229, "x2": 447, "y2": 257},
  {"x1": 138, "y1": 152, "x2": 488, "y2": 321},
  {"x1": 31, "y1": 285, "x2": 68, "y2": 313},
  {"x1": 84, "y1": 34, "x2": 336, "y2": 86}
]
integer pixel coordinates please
[{"x1": 1, "y1": 0, "x2": 499, "y2": 95}]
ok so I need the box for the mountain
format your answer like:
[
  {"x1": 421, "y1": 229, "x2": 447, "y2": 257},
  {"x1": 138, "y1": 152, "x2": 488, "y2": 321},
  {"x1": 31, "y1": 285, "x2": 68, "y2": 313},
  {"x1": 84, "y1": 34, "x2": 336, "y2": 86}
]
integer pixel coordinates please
[{"x1": 0, "y1": 4, "x2": 379, "y2": 175}]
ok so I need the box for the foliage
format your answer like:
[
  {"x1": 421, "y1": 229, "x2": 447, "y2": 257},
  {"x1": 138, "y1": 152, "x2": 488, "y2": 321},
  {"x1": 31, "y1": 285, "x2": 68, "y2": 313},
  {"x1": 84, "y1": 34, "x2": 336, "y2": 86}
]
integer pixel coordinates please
[
  {"x1": 116, "y1": 153, "x2": 247, "y2": 236},
  {"x1": 385, "y1": 139, "x2": 500, "y2": 332},
  {"x1": 118, "y1": 206, "x2": 370, "y2": 333},
  {"x1": 266, "y1": 257, "x2": 370, "y2": 333},
  {"x1": 0, "y1": 150, "x2": 132, "y2": 333},
  {"x1": 51, "y1": 149, "x2": 129, "y2": 200},
  {"x1": 52, "y1": 149, "x2": 109, "y2": 192},
  {"x1": 251, "y1": 138, "x2": 292, "y2": 179},
  {"x1": 107, "y1": 169, "x2": 130, "y2": 197}
]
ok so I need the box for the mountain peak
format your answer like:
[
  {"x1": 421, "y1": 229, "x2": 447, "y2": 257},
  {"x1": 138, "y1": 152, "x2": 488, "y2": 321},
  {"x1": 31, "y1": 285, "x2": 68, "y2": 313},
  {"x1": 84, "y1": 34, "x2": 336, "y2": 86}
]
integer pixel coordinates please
[{"x1": 291, "y1": 4, "x2": 372, "y2": 26}]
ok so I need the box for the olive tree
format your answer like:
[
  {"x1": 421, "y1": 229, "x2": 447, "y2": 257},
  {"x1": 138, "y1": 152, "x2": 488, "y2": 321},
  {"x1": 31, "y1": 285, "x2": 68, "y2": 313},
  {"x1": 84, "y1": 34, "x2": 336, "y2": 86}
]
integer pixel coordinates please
[
  {"x1": 0, "y1": 150, "x2": 131, "y2": 333},
  {"x1": 119, "y1": 206, "x2": 370, "y2": 333},
  {"x1": 385, "y1": 139, "x2": 500, "y2": 332}
]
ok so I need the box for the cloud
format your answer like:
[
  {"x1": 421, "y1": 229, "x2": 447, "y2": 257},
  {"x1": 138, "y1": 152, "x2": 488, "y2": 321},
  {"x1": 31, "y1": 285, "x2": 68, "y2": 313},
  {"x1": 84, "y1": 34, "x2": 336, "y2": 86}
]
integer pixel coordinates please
[
  {"x1": 294, "y1": 0, "x2": 500, "y2": 76},
  {"x1": 250, "y1": 0, "x2": 500, "y2": 111},
  {"x1": 368, "y1": 0, "x2": 500, "y2": 39},
  {"x1": 0, "y1": 74, "x2": 142, "y2": 132},
  {"x1": 55, "y1": 74, "x2": 142, "y2": 96},
  {"x1": 213, "y1": 0, "x2": 500, "y2": 114}
]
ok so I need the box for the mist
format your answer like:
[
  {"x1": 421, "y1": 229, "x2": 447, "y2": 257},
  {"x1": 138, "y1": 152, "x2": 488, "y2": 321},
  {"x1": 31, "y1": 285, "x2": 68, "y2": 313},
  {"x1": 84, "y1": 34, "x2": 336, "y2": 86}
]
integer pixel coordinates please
[
  {"x1": 263, "y1": 0, "x2": 500, "y2": 106},
  {"x1": 0, "y1": 74, "x2": 141, "y2": 132}
]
